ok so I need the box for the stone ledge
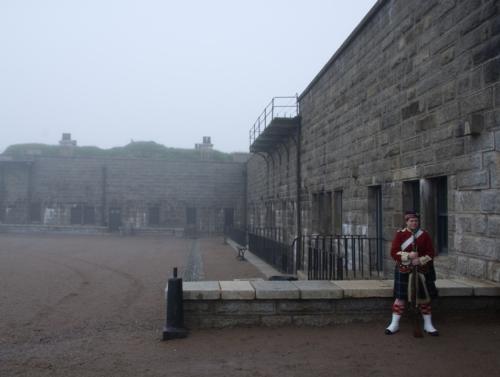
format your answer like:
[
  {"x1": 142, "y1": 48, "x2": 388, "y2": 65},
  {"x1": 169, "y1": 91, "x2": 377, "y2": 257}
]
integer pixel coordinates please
[
  {"x1": 220, "y1": 281, "x2": 255, "y2": 300},
  {"x1": 251, "y1": 281, "x2": 300, "y2": 299},
  {"x1": 292, "y1": 280, "x2": 344, "y2": 299},
  {"x1": 182, "y1": 281, "x2": 221, "y2": 300},
  {"x1": 332, "y1": 280, "x2": 394, "y2": 298},
  {"x1": 171, "y1": 279, "x2": 500, "y2": 301},
  {"x1": 435, "y1": 279, "x2": 474, "y2": 296},
  {"x1": 452, "y1": 279, "x2": 500, "y2": 296}
]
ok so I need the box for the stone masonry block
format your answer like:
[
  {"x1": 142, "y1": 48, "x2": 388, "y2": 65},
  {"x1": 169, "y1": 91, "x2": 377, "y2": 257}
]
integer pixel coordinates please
[
  {"x1": 292, "y1": 315, "x2": 338, "y2": 327},
  {"x1": 183, "y1": 301, "x2": 214, "y2": 314},
  {"x1": 488, "y1": 262, "x2": 500, "y2": 282},
  {"x1": 198, "y1": 316, "x2": 261, "y2": 329},
  {"x1": 435, "y1": 279, "x2": 474, "y2": 296},
  {"x1": 335, "y1": 298, "x2": 390, "y2": 313},
  {"x1": 496, "y1": 83, "x2": 500, "y2": 107},
  {"x1": 455, "y1": 190, "x2": 481, "y2": 211},
  {"x1": 453, "y1": 278, "x2": 500, "y2": 296},
  {"x1": 456, "y1": 256, "x2": 469, "y2": 276},
  {"x1": 456, "y1": 216, "x2": 472, "y2": 233},
  {"x1": 261, "y1": 315, "x2": 293, "y2": 327},
  {"x1": 472, "y1": 36, "x2": 500, "y2": 66},
  {"x1": 215, "y1": 301, "x2": 275, "y2": 315},
  {"x1": 251, "y1": 281, "x2": 300, "y2": 299},
  {"x1": 468, "y1": 258, "x2": 488, "y2": 279},
  {"x1": 484, "y1": 57, "x2": 500, "y2": 84},
  {"x1": 292, "y1": 280, "x2": 344, "y2": 299},
  {"x1": 183, "y1": 281, "x2": 221, "y2": 300},
  {"x1": 220, "y1": 281, "x2": 255, "y2": 300},
  {"x1": 462, "y1": 236, "x2": 497, "y2": 259},
  {"x1": 456, "y1": 170, "x2": 489, "y2": 189},
  {"x1": 486, "y1": 216, "x2": 500, "y2": 237},
  {"x1": 436, "y1": 101, "x2": 460, "y2": 124},
  {"x1": 277, "y1": 301, "x2": 335, "y2": 313},
  {"x1": 332, "y1": 280, "x2": 393, "y2": 298},
  {"x1": 471, "y1": 214, "x2": 488, "y2": 234},
  {"x1": 460, "y1": 88, "x2": 493, "y2": 116},
  {"x1": 480, "y1": 190, "x2": 500, "y2": 212},
  {"x1": 417, "y1": 114, "x2": 437, "y2": 131}
]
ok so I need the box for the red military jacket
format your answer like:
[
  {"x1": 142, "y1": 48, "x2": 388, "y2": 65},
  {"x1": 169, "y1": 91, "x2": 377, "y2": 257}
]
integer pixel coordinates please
[{"x1": 390, "y1": 228, "x2": 435, "y2": 273}]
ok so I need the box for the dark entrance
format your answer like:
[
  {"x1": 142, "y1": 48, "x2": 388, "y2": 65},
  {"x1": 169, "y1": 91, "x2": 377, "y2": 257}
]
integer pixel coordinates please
[
  {"x1": 185, "y1": 207, "x2": 197, "y2": 238},
  {"x1": 109, "y1": 207, "x2": 122, "y2": 231},
  {"x1": 186, "y1": 207, "x2": 197, "y2": 225},
  {"x1": 224, "y1": 208, "x2": 234, "y2": 231},
  {"x1": 71, "y1": 205, "x2": 83, "y2": 225}
]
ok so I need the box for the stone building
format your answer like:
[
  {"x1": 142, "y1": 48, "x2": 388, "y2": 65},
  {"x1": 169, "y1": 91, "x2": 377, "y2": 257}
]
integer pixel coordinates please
[
  {"x1": 247, "y1": 0, "x2": 500, "y2": 282},
  {"x1": 0, "y1": 138, "x2": 247, "y2": 235}
]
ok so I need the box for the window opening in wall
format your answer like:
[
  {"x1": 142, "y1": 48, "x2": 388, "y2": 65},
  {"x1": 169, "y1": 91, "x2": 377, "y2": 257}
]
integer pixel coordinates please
[
  {"x1": 312, "y1": 192, "x2": 332, "y2": 234},
  {"x1": 333, "y1": 190, "x2": 342, "y2": 234},
  {"x1": 403, "y1": 180, "x2": 420, "y2": 214},
  {"x1": 333, "y1": 190, "x2": 343, "y2": 235},
  {"x1": 70, "y1": 205, "x2": 83, "y2": 225},
  {"x1": 368, "y1": 186, "x2": 383, "y2": 269},
  {"x1": 83, "y1": 206, "x2": 95, "y2": 225},
  {"x1": 148, "y1": 206, "x2": 160, "y2": 226},
  {"x1": 224, "y1": 208, "x2": 234, "y2": 230},
  {"x1": 186, "y1": 207, "x2": 197, "y2": 225},
  {"x1": 29, "y1": 202, "x2": 41, "y2": 223},
  {"x1": 312, "y1": 193, "x2": 319, "y2": 233},
  {"x1": 109, "y1": 207, "x2": 122, "y2": 231},
  {"x1": 436, "y1": 176, "x2": 448, "y2": 255},
  {"x1": 421, "y1": 176, "x2": 448, "y2": 256},
  {"x1": 321, "y1": 192, "x2": 332, "y2": 234}
]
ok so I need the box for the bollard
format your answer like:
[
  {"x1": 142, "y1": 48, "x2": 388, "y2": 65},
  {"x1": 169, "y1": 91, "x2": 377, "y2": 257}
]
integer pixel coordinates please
[{"x1": 162, "y1": 267, "x2": 188, "y2": 340}]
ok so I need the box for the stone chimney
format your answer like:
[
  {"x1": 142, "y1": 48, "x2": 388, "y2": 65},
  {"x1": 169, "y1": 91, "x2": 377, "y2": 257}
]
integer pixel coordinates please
[
  {"x1": 195, "y1": 136, "x2": 213, "y2": 151},
  {"x1": 59, "y1": 133, "x2": 77, "y2": 147}
]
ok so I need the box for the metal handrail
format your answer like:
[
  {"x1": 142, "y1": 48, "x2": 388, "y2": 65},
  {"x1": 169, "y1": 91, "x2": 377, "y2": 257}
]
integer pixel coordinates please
[{"x1": 249, "y1": 96, "x2": 299, "y2": 146}]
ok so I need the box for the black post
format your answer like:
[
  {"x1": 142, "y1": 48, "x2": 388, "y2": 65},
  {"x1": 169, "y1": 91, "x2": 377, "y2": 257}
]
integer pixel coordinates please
[{"x1": 163, "y1": 267, "x2": 188, "y2": 340}]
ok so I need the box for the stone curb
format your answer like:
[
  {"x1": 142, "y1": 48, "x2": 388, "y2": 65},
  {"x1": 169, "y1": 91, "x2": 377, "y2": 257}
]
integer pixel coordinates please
[{"x1": 173, "y1": 279, "x2": 500, "y2": 301}]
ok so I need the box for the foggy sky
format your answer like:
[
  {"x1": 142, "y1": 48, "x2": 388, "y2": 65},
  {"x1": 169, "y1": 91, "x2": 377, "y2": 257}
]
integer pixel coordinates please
[{"x1": 0, "y1": 0, "x2": 376, "y2": 154}]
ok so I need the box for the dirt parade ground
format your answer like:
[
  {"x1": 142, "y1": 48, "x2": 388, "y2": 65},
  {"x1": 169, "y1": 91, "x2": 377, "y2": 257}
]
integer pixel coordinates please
[{"x1": 1, "y1": 233, "x2": 499, "y2": 377}]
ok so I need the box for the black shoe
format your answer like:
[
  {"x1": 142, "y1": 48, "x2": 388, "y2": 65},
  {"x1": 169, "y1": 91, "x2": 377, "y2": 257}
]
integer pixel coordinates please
[{"x1": 385, "y1": 328, "x2": 398, "y2": 335}]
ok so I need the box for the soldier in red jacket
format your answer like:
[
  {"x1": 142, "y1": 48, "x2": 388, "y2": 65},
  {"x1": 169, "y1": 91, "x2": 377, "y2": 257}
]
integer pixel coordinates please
[{"x1": 385, "y1": 211, "x2": 439, "y2": 336}]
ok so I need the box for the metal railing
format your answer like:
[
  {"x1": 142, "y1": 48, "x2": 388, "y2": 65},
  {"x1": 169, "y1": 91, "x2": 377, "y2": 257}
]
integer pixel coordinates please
[
  {"x1": 225, "y1": 229, "x2": 384, "y2": 280},
  {"x1": 248, "y1": 230, "x2": 295, "y2": 275},
  {"x1": 297, "y1": 235, "x2": 384, "y2": 280},
  {"x1": 249, "y1": 96, "x2": 299, "y2": 146}
]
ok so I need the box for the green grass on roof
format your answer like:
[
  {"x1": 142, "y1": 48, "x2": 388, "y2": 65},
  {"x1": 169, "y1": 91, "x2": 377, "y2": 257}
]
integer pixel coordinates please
[{"x1": 2, "y1": 141, "x2": 233, "y2": 161}]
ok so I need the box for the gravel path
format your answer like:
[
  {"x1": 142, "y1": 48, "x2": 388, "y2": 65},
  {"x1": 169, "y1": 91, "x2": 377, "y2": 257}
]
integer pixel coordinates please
[{"x1": 182, "y1": 239, "x2": 205, "y2": 281}]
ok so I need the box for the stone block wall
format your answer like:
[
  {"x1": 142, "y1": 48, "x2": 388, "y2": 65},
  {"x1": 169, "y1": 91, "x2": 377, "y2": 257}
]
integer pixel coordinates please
[
  {"x1": 0, "y1": 156, "x2": 246, "y2": 233},
  {"x1": 247, "y1": 0, "x2": 500, "y2": 281},
  {"x1": 177, "y1": 279, "x2": 500, "y2": 328},
  {"x1": 247, "y1": 135, "x2": 299, "y2": 244}
]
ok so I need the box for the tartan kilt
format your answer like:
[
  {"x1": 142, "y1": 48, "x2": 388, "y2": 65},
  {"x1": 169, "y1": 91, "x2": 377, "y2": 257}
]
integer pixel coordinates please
[{"x1": 393, "y1": 265, "x2": 438, "y2": 300}]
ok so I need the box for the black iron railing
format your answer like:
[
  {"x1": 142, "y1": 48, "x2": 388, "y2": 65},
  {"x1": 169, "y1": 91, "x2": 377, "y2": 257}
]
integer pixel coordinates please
[
  {"x1": 224, "y1": 228, "x2": 383, "y2": 280},
  {"x1": 297, "y1": 235, "x2": 383, "y2": 280},
  {"x1": 249, "y1": 96, "x2": 299, "y2": 146},
  {"x1": 248, "y1": 230, "x2": 295, "y2": 275}
]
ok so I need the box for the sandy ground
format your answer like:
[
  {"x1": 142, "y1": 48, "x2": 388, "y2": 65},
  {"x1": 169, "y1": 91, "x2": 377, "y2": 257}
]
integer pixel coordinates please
[{"x1": 1, "y1": 233, "x2": 499, "y2": 377}]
